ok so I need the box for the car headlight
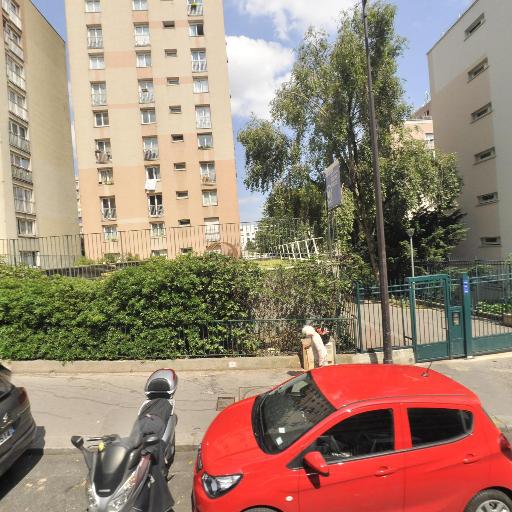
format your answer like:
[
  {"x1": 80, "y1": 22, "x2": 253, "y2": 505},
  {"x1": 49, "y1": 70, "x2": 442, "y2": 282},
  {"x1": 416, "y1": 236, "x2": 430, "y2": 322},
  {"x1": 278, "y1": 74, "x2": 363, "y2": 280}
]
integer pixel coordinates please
[
  {"x1": 107, "y1": 457, "x2": 149, "y2": 512},
  {"x1": 201, "y1": 472, "x2": 242, "y2": 498},
  {"x1": 86, "y1": 481, "x2": 99, "y2": 512}
]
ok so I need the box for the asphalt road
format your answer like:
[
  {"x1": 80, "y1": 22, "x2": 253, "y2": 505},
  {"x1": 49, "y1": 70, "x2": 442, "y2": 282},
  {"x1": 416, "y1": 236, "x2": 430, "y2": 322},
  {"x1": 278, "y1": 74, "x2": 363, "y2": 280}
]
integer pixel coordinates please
[{"x1": 0, "y1": 450, "x2": 195, "y2": 512}]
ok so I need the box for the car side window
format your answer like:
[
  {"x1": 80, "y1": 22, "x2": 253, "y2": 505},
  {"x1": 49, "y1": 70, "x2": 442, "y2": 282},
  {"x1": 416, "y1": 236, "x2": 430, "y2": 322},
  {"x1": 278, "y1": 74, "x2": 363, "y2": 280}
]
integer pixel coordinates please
[
  {"x1": 310, "y1": 409, "x2": 395, "y2": 463},
  {"x1": 407, "y1": 408, "x2": 473, "y2": 447}
]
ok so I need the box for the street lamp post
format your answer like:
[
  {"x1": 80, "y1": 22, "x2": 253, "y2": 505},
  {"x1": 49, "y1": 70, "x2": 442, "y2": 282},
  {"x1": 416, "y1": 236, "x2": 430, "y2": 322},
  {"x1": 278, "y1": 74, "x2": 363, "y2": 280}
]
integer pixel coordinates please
[
  {"x1": 407, "y1": 228, "x2": 415, "y2": 278},
  {"x1": 362, "y1": 0, "x2": 393, "y2": 364}
]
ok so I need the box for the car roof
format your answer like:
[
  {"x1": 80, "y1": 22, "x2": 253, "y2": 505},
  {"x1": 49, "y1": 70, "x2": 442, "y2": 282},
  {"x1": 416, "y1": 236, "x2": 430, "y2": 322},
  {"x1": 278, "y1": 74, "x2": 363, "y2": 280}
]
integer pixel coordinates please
[{"x1": 311, "y1": 365, "x2": 480, "y2": 409}]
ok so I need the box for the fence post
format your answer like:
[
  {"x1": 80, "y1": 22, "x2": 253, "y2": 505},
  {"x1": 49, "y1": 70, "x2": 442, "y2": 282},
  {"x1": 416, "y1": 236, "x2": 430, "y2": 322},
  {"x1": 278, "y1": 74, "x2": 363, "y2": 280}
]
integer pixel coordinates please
[
  {"x1": 461, "y1": 273, "x2": 473, "y2": 358},
  {"x1": 355, "y1": 283, "x2": 364, "y2": 353},
  {"x1": 408, "y1": 277, "x2": 418, "y2": 357}
]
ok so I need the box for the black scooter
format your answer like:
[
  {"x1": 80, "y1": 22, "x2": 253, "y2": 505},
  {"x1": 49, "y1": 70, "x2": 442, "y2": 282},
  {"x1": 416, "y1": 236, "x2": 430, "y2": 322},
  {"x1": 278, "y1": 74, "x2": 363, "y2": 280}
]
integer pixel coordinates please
[{"x1": 71, "y1": 369, "x2": 178, "y2": 512}]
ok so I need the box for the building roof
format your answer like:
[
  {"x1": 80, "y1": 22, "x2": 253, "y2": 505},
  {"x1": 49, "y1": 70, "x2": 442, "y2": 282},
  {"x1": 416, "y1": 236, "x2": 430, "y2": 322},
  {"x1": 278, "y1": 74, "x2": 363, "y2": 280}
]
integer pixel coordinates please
[{"x1": 311, "y1": 365, "x2": 479, "y2": 409}]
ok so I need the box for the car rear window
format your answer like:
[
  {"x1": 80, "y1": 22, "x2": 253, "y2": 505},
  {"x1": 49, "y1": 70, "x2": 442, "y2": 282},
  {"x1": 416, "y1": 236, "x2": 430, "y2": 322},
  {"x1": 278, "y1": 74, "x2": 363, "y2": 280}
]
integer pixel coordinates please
[{"x1": 408, "y1": 408, "x2": 473, "y2": 447}]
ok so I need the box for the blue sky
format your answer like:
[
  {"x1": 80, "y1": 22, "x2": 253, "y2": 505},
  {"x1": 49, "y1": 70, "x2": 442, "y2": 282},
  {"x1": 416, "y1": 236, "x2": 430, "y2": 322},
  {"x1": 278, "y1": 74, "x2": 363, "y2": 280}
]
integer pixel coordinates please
[{"x1": 33, "y1": 0, "x2": 472, "y2": 221}]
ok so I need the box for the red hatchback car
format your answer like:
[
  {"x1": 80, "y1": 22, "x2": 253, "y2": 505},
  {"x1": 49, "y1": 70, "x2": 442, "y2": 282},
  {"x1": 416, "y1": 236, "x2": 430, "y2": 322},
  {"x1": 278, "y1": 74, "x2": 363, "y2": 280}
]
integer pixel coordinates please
[{"x1": 193, "y1": 364, "x2": 512, "y2": 512}]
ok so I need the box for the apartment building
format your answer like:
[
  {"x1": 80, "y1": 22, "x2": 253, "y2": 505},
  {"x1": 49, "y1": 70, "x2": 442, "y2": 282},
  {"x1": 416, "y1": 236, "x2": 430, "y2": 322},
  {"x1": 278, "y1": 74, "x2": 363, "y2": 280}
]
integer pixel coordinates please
[
  {"x1": 428, "y1": 0, "x2": 512, "y2": 259},
  {"x1": 65, "y1": 0, "x2": 240, "y2": 259},
  {"x1": 0, "y1": 0, "x2": 79, "y2": 266},
  {"x1": 404, "y1": 102, "x2": 435, "y2": 150}
]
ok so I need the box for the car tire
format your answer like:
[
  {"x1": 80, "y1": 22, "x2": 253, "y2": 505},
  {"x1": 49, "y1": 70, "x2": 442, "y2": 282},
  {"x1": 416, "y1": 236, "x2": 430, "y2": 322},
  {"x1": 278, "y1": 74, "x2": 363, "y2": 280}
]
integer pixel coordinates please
[{"x1": 465, "y1": 489, "x2": 512, "y2": 512}]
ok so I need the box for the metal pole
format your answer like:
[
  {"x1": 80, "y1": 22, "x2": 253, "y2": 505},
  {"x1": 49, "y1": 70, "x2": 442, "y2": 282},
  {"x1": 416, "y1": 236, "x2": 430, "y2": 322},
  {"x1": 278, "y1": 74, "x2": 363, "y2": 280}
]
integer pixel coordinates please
[
  {"x1": 409, "y1": 236, "x2": 415, "y2": 278},
  {"x1": 362, "y1": 0, "x2": 393, "y2": 364}
]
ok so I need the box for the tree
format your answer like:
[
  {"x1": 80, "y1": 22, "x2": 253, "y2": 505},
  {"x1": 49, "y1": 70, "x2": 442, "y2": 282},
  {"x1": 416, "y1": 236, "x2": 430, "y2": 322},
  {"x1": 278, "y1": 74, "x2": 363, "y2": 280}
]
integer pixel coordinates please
[{"x1": 239, "y1": 1, "x2": 466, "y2": 277}]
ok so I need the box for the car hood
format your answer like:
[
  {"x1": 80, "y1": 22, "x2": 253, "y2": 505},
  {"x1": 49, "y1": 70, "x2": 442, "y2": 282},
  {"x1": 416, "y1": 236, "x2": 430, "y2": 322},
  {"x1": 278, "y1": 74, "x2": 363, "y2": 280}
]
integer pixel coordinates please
[{"x1": 201, "y1": 396, "x2": 271, "y2": 475}]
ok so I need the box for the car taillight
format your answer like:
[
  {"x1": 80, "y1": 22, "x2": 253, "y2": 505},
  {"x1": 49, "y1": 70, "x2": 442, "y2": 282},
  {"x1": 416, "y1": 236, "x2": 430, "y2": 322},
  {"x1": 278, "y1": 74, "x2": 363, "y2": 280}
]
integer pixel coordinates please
[
  {"x1": 18, "y1": 387, "x2": 28, "y2": 405},
  {"x1": 499, "y1": 434, "x2": 512, "y2": 461}
]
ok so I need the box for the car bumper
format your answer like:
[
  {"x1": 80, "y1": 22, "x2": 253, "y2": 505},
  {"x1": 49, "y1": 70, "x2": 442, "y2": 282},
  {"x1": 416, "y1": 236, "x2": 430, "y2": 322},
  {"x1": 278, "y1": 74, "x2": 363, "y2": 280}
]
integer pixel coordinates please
[{"x1": 0, "y1": 417, "x2": 36, "y2": 477}]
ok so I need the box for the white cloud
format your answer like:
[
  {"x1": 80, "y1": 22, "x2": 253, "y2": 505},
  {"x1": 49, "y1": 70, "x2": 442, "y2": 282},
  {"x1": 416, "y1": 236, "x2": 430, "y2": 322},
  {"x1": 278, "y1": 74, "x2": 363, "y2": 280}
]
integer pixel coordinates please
[
  {"x1": 226, "y1": 35, "x2": 294, "y2": 119},
  {"x1": 233, "y1": 0, "x2": 357, "y2": 40}
]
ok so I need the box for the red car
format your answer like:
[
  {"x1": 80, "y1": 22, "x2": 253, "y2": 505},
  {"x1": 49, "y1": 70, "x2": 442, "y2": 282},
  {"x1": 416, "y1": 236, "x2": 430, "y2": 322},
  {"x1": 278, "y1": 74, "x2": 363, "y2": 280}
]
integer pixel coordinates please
[{"x1": 193, "y1": 364, "x2": 512, "y2": 512}]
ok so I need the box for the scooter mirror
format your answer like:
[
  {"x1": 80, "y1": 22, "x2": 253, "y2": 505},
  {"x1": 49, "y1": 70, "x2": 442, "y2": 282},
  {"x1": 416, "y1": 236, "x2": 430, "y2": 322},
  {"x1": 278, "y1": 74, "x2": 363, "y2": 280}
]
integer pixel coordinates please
[
  {"x1": 71, "y1": 436, "x2": 85, "y2": 449},
  {"x1": 144, "y1": 435, "x2": 160, "y2": 448}
]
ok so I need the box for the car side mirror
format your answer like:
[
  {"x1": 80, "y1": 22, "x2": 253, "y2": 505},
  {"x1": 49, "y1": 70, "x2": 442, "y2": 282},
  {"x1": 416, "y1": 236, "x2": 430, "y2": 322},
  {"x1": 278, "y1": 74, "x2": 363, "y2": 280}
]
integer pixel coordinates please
[
  {"x1": 304, "y1": 451, "x2": 330, "y2": 477},
  {"x1": 144, "y1": 435, "x2": 160, "y2": 448},
  {"x1": 71, "y1": 436, "x2": 84, "y2": 449}
]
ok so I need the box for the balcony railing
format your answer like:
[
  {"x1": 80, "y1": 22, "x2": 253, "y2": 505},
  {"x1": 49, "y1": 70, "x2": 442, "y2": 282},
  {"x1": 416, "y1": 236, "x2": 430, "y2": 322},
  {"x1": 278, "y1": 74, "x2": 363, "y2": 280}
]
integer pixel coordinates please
[
  {"x1": 91, "y1": 93, "x2": 107, "y2": 106},
  {"x1": 196, "y1": 117, "x2": 211, "y2": 129},
  {"x1": 9, "y1": 100, "x2": 28, "y2": 121},
  {"x1": 192, "y1": 60, "x2": 207, "y2": 72},
  {"x1": 15, "y1": 199, "x2": 35, "y2": 214},
  {"x1": 6, "y1": 68, "x2": 25, "y2": 89},
  {"x1": 5, "y1": 37, "x2": 23, "y2": 59},
  {"x1": 205, "y1": 227, "x2": 221, "y2": 243},
  {"x1": 201, "y1": 174, "x2": 216, "y2": 185},
  {"x1": 101, "y1": 208, "x2": 117, "y2": 220},
  {"x1": 139, "y1": 91, "x2": 154, "y2": 103},
  {"x1": 11, "y1": 164, "x2": 32, "y2": 183},
  {"x1": 188, "y1": 4, "x2": 203, "y2": 15},
  {"x1": 88, "y1": 36, "x2": 103, "y2": 49},
  {"x1": 134, "y1": 35, "x2": 150, "y2": 47},
  {"x1": 148, "y1": 204, "x2": 164, "y2": 217},
  {"x1": 143, "y1": 149, "x2": 159, "y2": 161},
  {"x1": 95, "y1": 150, "x2": 112, "y2": 164},
  {"x1": 9, "y1": 132, "x2": 30, "y2": 153}
]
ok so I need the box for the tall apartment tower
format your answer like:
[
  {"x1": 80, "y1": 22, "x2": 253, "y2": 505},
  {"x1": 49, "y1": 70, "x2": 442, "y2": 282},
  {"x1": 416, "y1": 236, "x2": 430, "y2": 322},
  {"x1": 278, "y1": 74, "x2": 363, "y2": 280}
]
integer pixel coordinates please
[
  {"x1": 65, "y1": 0, "x2": 240, "y2": 259},
  {"x1": 428, "y1": 0, "x2": 512, "y2": 259},
  {"x1": 0, "y1": 0, "x2": 78, "y2": 266}
]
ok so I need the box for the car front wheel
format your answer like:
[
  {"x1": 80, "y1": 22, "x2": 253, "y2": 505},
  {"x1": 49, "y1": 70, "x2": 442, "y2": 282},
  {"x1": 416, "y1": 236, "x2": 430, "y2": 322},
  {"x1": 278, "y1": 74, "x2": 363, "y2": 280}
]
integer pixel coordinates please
[{"x1": 465, "y1": 490, "x2": 512, "y2": 512}]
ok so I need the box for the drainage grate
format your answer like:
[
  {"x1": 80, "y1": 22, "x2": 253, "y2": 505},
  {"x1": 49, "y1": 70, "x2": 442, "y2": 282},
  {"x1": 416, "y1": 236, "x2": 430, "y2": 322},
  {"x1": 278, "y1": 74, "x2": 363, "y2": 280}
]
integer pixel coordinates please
[{"x1": 216, "y1": 396, "x2": 236, "y2": 411}]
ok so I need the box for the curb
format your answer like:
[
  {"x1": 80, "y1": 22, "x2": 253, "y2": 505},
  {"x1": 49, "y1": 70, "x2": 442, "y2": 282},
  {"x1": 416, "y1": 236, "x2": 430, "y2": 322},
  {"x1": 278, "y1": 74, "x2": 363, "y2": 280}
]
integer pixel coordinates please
[{"x1": 26, "y1": 444, "x2": 198, "y2": 456}]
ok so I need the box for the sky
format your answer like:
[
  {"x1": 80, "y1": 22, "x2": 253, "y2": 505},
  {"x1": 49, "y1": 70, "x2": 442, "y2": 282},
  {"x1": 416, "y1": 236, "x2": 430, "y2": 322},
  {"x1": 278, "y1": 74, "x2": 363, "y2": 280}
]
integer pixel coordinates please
[{"x1": 33, "y1": 0, "x2": 473, "y2": 221}]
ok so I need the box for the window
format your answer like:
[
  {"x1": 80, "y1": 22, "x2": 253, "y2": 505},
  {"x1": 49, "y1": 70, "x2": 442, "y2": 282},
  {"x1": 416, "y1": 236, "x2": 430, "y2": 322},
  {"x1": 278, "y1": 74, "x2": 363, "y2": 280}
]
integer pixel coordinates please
[
  {"x1": 94, "y1": 111, "x2": 109, "y2": 127},
  {"x1": 87, "y1": 26, "x2": 103, "y2": 49},
  {"x1": 132, "y1": 0, "x2": 147, "y2": 10},
  {"x1": 200, "y1": 162, "x2": 216, "y2": 184},
  {"x1": 178, "y1": 219, "x2": 191, "y2": 226},
  {"x1": 181, "y1": 247, "x2": 193, "y2": 254},
  {"x1": 176, "y1": 191, "x2": 189, "y2": 200},
  {"x1": 141, "y1": 108, "x2": 156, "y2": 124},
  {"x1": 101, "y1": 196, "x2": 116, "y2": 220},
  {"x1": 424, "y1": 133, "x2": 434, "y2": 150},
  {"x1": 474, "y1": 147, "x2": 495, "y2": 164},
  {"x1": 139, "y1": 80, "x2": 154, "y2": 103},
  {"x1": 202, "y1": 189, "x2": 217, "y2": 207},
  {"x1": 408, "y1": 408, "x2": 473, "y2": 447},
  {"x1": 19, "y1": 250, "x2": 39, "y2": 266},
  {"x1": 146, "y1": 166, "x2": 160, "y2": 180},
  {"x1": 98, "y1": 168, "x2": 113, "y2": 185},
  {"x1": 17, "y1": 218, "x2": 36, "y2": 237},
  {"x1": 198, "y1": 133, "x2": 213, "y2": 149},
  {"x1": 103, "y1": 225, "x2": 118, "y2": 241},
  {"x1": 167, "y1": 77, "x2": 180, "y2": 86},
  {"x1": 172, "y1": 134, "x2": 184, "y2": 142},
  {"x1": 11, "y1": 152, "x2": 30, "y2": 170},
  {"x1": 152, "y1": 249, "x2": 168, "y2": 258},
  {"x1": 9, "y1": 120, "x2": 30, "y2": 152},
  {"x1": 136, "y1": 52, "x2": 151, "y2": 68},
  {"x1": 468, "y1": 58, "x2": 488, "y2": 81},
  {"x1": 481, "y1": 237, "x2": 501, "y2": 247},
  {"x1": 478, "y1": 192, "x2": 498, "y2": 205},
  {"x1": 196, "y1": 105, "x2": 211, "y2": 129},
  {"x1": 165, "y1": 49, "x2": 178, "y2": 58},
  {"x1": 148, "y1": 194, "x2": 163, "y2": 216},
  {"x1": 6, "y1": 56, "x2": 25, "y2": 89},
  {"x1": 163, "y1": 21, "x2": 175, "y2": 29},
  {"x1": 8, "y1": 89, "x2": 27, "y2": 120},
  {"x1": 169, "y1": 105, "x2": 182, "y2": 114},
  {"x1": 465, "y1": 14, "x2": 485, "y2": 39},
  {"x1": 11, "y1": 151, "x2": 31, "y2": 182},
  {"x1": 85, "y1": 0, "x2": 100, "y2": 12},
  {"x1": 204, "y1": 217, "x2": 220, "y2": 242},
  {"x1": 13, "y1": 186, "x2": 34, "y2": 213},
  {"x1": 134, "y1": 24, "x2": 150, "y2": 46},
  {"x1": 174, "y1": 162, "x2": 186, "y2": 171},
  {"x1": 143, "y1": 137, "x2": 159, "y2": 160},
  {"x1": 151, "y1": 222, "x2": 165, "y2": 237},
  {"x1": 187, "y1": 0, "x2": 203, "y2": 16},
  {"x1": 309, "y1": 409, "x2": 394, "y2": 462},
  {"x1": 95, "y1": 139, "x2": 111, "y2": 163},
  {"x1": 193, "y1": 77, "x2": 209, "y2": 93},
  {"x1": 89, "y1": 54, "x2": 105, "y2": 70},
  {"x1": 191, "y1": 50, "x2": 207, "y2": 72},
  {"x1": 471, "y1": 103, "x2": 492, "y2": 122},
  {"x1": 189, "y1": 22, "x2": 204, "y2": 37},
  {"x1": 91, "y1": 82, "x2": 107, "y2": 106}
]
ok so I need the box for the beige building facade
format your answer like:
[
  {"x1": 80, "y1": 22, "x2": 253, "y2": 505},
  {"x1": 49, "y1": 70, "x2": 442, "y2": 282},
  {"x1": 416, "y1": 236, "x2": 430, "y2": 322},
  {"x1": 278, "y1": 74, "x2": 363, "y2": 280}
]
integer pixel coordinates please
[
  {"x1": 428, "y1": 0, "x2": 512, "y2": 259},
  {"x1": 404, "y1": 102, "x2": 434, "y2": 150},
  {"x1": 0, "y1": 0, "x2": 79, "y2": 266},
  {"x1": 65, "y1": 0, "x2": 240, "y2": 260}
]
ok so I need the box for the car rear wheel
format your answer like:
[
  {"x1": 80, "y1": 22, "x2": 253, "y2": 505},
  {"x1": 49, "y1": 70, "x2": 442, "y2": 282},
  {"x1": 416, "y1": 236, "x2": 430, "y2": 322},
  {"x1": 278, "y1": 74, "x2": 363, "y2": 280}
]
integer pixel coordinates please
[{"x1": 465, "y1": 490, "x2": 512, "y2": 512}]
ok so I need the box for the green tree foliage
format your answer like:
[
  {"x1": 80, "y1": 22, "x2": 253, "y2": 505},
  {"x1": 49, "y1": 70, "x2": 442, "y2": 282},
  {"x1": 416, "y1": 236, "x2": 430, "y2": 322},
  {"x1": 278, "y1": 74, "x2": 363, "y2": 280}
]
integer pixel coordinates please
[{"x1": 238, "y1": 1, "x2": 466, "y2": 277}]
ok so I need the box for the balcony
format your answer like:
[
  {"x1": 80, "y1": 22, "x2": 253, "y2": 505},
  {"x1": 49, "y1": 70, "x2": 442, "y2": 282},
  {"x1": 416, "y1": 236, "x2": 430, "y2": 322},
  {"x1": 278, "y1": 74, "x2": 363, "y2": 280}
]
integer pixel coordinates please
[
  {"x1": 2, "y1": 0, "x2": 22, "y2": 30},
  {"x1": 95, "y1": 150, "x2": 112, "y2": 164},
  {"x1": 101, "y1": 208, "x2": 117, "y2": 220},
  {"x1": 148, "y1": 204, "x2": 164, "y2": 217},
  {"x1": 139, "y1": 91, "x2": 154, "y2": 103},
  {"x1": 6, "y1": 68, "x2": 25, "y2": 89},
  {"x1": 4, "y1": 37, "x2": 23, "y2": 60},
  {"x1": 188, "y1": 3, "x2": 203, "y2": 15},
  {"x1": 11, "y1": 164, "x2": 32, "y2": 183},
  {"x1": 9, "y1": 100, "x2": 28, "y2": 121},
  {"x1": 134, "y1": 35, "x2": 150, "y2": 47},
  {"x1": 15, "y1": 199, "x2": 35, "y2": 214},
  {"x1": 9, "y1": 132, "x2": 30, "y2": 153},
  {"x1": 88, "y1": 36, "x2": 103, "y2": 49},
  {"x1": 192, "y1": 60, "x2": 207, "y2": 72},
  {"x1": 143, "y1": 148, "x2": 159, "y2": 161},
  {"x1": 196, "y1": 117, "x2": 211, "y2": 129},
  {"x1": 91, "y1": 93, "x2": 107, "y2": 106}
]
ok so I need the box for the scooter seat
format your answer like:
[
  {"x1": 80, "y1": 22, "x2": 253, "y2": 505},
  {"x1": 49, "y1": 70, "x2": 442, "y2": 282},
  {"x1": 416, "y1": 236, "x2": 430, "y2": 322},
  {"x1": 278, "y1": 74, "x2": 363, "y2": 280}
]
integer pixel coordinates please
[{"x1": 140, "y1": 399, "x2": 173, "y2": 427}]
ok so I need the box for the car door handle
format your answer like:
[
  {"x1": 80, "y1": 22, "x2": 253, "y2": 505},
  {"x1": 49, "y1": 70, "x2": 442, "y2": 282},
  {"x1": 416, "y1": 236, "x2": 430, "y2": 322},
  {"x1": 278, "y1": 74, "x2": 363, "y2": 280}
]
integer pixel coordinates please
[
  {"x1": 375, "y1": 466, "x2": 395, "y2": 477},
  {"x1": 463, "y1": 454, "x2": 482, "y2": 464}
]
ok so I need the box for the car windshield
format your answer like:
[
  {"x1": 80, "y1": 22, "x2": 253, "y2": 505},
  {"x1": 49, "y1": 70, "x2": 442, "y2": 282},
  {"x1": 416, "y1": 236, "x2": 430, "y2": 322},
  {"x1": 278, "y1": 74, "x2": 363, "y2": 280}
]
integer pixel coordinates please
[{"x1": 253, "y1": 373, "x2": 335, "y2": 454}]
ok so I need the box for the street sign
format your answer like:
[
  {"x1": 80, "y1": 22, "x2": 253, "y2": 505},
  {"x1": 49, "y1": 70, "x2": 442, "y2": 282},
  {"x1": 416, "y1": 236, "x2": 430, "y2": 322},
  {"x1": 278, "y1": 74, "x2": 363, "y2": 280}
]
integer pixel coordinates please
[{"x1": 324, "y1": 160, "x2": 342, "y2": 210}]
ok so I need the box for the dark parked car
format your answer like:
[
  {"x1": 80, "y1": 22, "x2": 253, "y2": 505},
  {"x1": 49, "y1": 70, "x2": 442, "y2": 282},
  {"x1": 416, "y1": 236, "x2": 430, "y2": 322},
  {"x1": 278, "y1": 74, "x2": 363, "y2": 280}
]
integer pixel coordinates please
[{"x1": 0, "y1": 363, "x2": 36, "y2": 477}]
